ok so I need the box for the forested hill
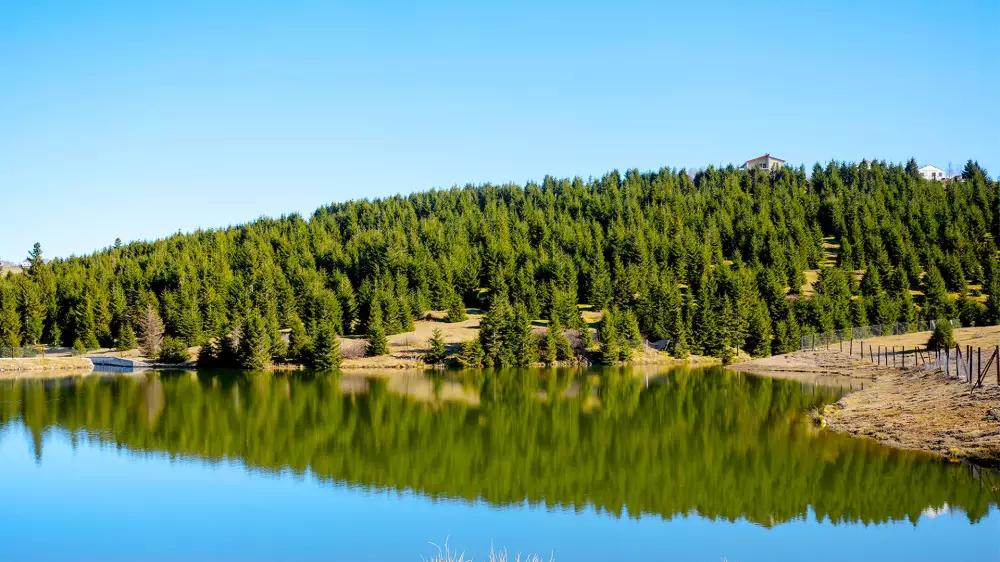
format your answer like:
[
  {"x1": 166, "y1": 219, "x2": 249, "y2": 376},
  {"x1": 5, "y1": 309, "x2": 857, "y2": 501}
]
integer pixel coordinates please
[{"x1": 0, "y1": 159, "x2": 997, "y2": 367}]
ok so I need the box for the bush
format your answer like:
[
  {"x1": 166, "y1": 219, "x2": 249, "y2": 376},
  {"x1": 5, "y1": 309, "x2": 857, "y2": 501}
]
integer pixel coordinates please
[
  {"x1": 927, "y1": 319, "x2": 956, "y2": 350},
  {"x1": 158, "y1": 336, "x2": 190, "y2": 364}
]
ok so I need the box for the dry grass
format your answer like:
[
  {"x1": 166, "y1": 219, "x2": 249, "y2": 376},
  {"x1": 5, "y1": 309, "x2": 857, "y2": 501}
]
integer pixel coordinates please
[
  {"x1": 732, "y1": 348, "x2": 1000, "y2": 465},
  {"x1": 859, "y1": 325, "x2": 1000, "y2": 350},
  {"x1": 0, "y1": 356, "x2": 93, "y2": 376}
]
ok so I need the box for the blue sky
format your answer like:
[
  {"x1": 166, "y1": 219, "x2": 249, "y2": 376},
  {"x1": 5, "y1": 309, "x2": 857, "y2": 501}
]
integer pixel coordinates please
[{"x1": 2, "y1": 0, "x2": 998, "y2": 260}]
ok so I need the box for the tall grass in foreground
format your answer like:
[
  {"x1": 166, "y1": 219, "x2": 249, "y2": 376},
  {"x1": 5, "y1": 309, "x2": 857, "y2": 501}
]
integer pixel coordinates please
[{"x1": 423, "y1": 539, "x2": 554, "y2": 562}]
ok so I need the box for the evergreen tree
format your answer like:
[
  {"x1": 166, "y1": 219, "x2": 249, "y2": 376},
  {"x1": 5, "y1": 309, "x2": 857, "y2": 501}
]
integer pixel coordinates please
[
  {"x1": 17, "y1": 280, "x2": 44, "y2": 345},
  {"x1": 922, "y1": 266, "x2": 953, "y2": 320},
  {"x1": 424, "y1": 328, "x2": 447, "y2": 364},
  {"x1": 0, "y1": 283, "x2": 21, "y2": 351},
  {"x1": 365, "y1": 299, "x2": 389, "y2": 357},
  {"x1": 238, "y1": 310, "x2": 272, "y2": 370},
  {"x1": 455, "y1": 339, "x2": 484, "y2": 368},
  {"x1": 287, "y1": 315, "x2": 311, "y2": 363},
  {"x1": 116, "y1": 325, "x2": 138, "y2": 351},
  {"x1": 599, "y1": 309, "x2": 620, "y2": 364},
  {"x1": 985, "y1": 271, "x2": 1000, "y2": 325},
  {"x1": 745, "y1": 300, "x2": 772, "y2": 357},
  {"x1": 308, "y1": 317, "x2": 342, "y2": 370},
  {"x1": 446, "y1": 293, "x2": 467, "y2": 323}
]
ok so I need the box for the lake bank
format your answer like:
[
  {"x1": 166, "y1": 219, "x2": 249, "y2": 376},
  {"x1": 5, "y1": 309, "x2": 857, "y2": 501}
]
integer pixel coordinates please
[
  {"x1": 0, "y1": 356, "x2": 93, "y2": 377},
  {"x1": 731, "y1": 348, "x2": 1000, "y2": 466}
]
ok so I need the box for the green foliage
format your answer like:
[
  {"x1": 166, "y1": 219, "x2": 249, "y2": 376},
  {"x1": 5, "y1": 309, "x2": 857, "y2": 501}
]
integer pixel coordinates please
[
  {"x1": 0, "y1": 160, "x2": 996, "y2": 368},
  {"x1": 424, "y1": 328, "x2": 448, "y2": 364},
  {"x1": 0, "y1": 283, "x2": 21, "y2": 349},
  {"x1": 927, "y1": 319, "x2": 956, "y2": 350},
  {"x1": 307, "y1": 317, "x2": 342, "y2": 370},
  {"x1": 454, "y1": 339, "x2": 484, "y2": 368},
  {"x1": 598, "y1": 309, "x2": 620, "y2": 364},
  {"x1": 158, "y1": 336, "x2": 190, "y2": 364},
  {"x1": 446, "y1": 294, "x2": 467, "y2": 323},
  {"x1": 238, "y1": 310, "x2": 272, "y2": 370},
  {"x1": 478, "y1": 295, "x2": 537, "y2": 367},
  {"x1": 116, "y1": 324, "x2": 138, "y2": 352},
  {"x1": 365, "y1": 299, "x2": 389, "y2": 357}
]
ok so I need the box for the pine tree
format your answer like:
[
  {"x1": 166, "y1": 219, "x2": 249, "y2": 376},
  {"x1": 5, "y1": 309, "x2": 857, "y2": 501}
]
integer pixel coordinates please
[
  {"x1": 287, "y1": 315, "x2": 311, "y2": 363},
  {"x1": 455, "y1": 339, "x2": 484, "y2": 368},
  {"x1": 238, "y1": 309, "x2": 272, "y2": 370},
  {"x1": 511, "y1": 303, "x2": 537, "y2": 366},
  {"x1": 17, "y1": 280, "x2": 44, "y2": 345},
  {"x1": 985, "y1": 271, "x2": 1000, "y2": 325},
  {"x1": 365, "y1": 299, "x2": 389, "y2": 357},
  {"x1": 0, "y1": 283, "x2": 22, "y2": 351},
  {"x1": 922, "y1": 266, "x2": 953, "y2": 320},
  {"x1": 309, "y1": 317, "x2": 342, "y2": 370},
  {"x1": 745, "y1": 300, "x2": 772, "y2": 357},
  {"x1": 543, "y1": 323, "x2": 558, "y2": 364},
  {"x1": 424, "y1": 328, "x2": 447, "y2": 364},
  {"x1": 599, "y1": 309, "x2": 620, "y2": 364},
  {"x1": 446, "y1": 293, "x2": 467, "y2": 323},
  {"x1": 116, "y1": 324, "x2": 138, "y2": 351}
]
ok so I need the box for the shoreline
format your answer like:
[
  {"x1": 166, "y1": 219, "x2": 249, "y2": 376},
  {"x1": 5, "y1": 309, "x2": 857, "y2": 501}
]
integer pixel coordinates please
[{"x1": 731, "y1": 348, "x2": 1000, "y2": 466}]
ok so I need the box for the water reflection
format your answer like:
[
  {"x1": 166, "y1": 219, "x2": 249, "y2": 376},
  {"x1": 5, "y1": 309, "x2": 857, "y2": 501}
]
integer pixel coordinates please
[{"x1": 0, "y1": 367, "x2": 996, "y2": 527}]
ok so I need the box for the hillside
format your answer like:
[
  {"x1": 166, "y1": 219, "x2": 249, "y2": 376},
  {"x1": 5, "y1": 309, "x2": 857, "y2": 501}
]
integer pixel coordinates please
[{"x1": 0, "y1": 159, "x2": 997, "y2": 369}]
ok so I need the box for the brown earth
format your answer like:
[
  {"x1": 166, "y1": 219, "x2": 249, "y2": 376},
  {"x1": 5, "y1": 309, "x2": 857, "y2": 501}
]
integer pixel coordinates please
[{"x1": 732, "y1": 348, "x2": 1000, "y2": 466}]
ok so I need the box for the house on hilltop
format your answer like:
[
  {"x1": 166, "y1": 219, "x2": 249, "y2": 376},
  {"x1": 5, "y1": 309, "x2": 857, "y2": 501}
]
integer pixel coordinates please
[
  {"x1": 742, "y1": 154, "x2": 785, "y2": 172},
  {"x1": 918, "y1": 164, "x2": 946, "y2": 181}
]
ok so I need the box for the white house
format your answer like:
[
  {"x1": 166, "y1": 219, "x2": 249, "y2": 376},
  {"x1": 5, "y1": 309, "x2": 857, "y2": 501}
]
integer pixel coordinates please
[
  {"x1": 918, "y1": 164, "x2": 946, "y2": 181},
  {"x1": 742, "y1": 153, "x2": 785, "y2": 171}
]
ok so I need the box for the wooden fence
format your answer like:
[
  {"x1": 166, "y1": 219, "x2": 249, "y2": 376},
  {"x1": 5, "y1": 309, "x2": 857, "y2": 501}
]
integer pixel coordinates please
[{"x1": 845, "y1": 339, "x2": 1000, "y2": 388}]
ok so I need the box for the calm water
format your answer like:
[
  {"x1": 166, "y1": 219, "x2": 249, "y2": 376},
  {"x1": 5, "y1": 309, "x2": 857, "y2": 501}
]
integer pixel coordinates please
[{"x1": 0, "y1": 367, "x2": 997, "y2": 561}]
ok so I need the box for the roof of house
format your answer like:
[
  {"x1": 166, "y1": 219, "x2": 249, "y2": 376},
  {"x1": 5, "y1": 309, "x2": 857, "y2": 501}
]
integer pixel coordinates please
[
  {"x1": 918, "y1": 164, "x2": 944, "y2": 172},
  {"x1": 746, "y1": 153, "x2": 785, "y2": 163}
]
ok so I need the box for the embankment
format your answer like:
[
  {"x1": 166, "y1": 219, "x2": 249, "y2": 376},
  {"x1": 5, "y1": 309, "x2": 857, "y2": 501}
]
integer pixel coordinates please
[
  {"x1": 0, "y1": 356, "x2": 94, "y2": 377},
  {"x1": 731, "y1": 349, "x2": 1000, "y2": 466}
]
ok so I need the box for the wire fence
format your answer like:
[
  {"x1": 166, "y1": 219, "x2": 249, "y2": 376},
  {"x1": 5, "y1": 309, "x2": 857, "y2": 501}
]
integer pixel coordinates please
[
  {"x1": 846, "y1": 340, "x2": 1000, "y2": 388},
  {"x1": 798, "y1": 319, "x2": 960, "y2": 351}
]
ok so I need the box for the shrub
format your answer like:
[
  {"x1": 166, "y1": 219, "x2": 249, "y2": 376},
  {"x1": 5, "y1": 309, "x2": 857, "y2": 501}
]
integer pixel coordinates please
[
  {"x1": 158, "y1": 337, "x2": 190, "y2": 364},
  {"x1": 927, "y1": 319, "x2": 956, "y2": 350}
]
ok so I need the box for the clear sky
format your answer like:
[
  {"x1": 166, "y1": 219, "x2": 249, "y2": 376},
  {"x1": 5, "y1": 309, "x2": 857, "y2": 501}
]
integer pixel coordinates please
[{"x1": 2, "y1": 0, "x2": 998, "y2": 260}]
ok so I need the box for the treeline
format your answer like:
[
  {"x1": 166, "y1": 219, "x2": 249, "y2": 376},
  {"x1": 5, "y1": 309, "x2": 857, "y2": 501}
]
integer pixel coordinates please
[{"x1": 0, "y1": 159, "x2": 997, "y2": 367}]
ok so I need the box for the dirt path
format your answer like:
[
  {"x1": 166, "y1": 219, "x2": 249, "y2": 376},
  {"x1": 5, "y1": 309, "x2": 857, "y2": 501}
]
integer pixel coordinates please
[{"x1": 732, "y1": 349, "x2": 1000, "y2": 466}]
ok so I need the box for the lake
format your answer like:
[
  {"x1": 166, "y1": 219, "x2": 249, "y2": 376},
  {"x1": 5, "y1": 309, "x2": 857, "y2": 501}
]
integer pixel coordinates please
[{"x1": 0, "y1": 367, "x2": 997, "y2": 561}]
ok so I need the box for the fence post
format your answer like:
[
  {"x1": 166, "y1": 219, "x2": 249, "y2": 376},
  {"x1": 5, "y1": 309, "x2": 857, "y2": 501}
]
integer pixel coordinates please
[
  {"x1": 996, "y1": 345, "x2": 999, "y2": 385},
  {"x1": 893, "y1": 346, "x2": 896, "y2": 367},
  {"x1": 946, "y1": 347, "x2": 950, "y2": 378},
  {"x1": 902, "y1": 346, "x2": 905, "y2": 368},
  {"x1": 850, "y1": 339, "x2": 853, "y2": 356},
  {"x1": 966, "y1": 345, "x2": 972, "y2": 382}
]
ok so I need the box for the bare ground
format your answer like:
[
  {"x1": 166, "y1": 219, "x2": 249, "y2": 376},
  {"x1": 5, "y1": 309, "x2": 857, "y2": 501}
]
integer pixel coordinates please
[{"x1": 732, "y1": 348, "x2": 1000, "y2": 465}]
